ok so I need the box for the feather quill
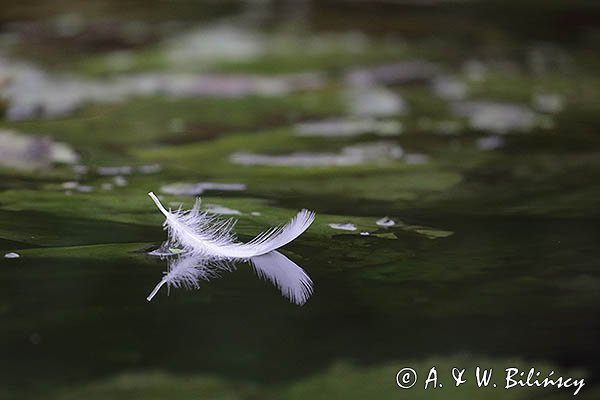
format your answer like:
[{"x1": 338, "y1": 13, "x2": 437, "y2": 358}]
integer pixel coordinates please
[{"x1": 148, "y1": 192, "x2": 315, "y2": 259}]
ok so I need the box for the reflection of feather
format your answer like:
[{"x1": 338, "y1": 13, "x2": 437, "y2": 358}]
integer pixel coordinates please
[
  {"x1": 148, "y1": 192, "x2": 315, "y2": 259},
  {"x1": 146, "y1": 256, "x2": 231, "y2": 301},
  {"x1": 146, "y1": 251, "x2": 314, "y2": 305},
  {"x1": 249, "y1": 251, "x2": 313, "y2": 306}
]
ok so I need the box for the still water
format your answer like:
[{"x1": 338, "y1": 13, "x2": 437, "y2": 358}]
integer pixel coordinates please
[{"x1": 0, "y1": 1, "x2": 599, "y2": 399}]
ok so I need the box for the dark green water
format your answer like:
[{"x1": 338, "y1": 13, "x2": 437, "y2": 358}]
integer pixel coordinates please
[{"x1": 0, "y1": 1, "x2": 599, "y2": 399}]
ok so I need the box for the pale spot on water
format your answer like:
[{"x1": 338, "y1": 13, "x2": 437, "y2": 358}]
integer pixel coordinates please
[
  {"x1": 376, "y1": 217, "x2": 396, "y2": 227},
  {"x1": 328, "y1": 223, "x2": 357, "y2": 231}
]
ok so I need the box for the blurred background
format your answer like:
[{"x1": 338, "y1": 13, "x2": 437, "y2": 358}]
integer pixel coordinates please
[{"x1": 0, "y1": 1, "x2": 599, "y2": 399}]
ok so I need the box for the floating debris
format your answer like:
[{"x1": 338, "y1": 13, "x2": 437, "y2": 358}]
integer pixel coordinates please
[
  {"x1": 431, "y1": 76, "x2": 467, "y2": 100},
  {"x1": 166, "y1": 25, "x2": 267, "y2": 65},
  {"x1": 376, "y1": 217, "x2": 396, "y2": 227},
  {"x1": 346, "y1": 86, "x2": 406, "y2": 116},
  {"x1": 96, "y1": 165, "x2": 133, "y2": 176},
  {"x1": 76, "y1": 185, "x2": 93, "y2": 193},
  {"x1": 435, "y1": 120, "x2": 463, "y2": 135},
  {"x1": 462, "y1": 60, "x2": 488, "y2": 82},
  {"x1": 123, "y1": 71, "x2": 325, "y2": 98},
  {"x1": 147, "y1": 245, "x2": 186, "y2": 257},
  {"x1": 0, "y1": 129, "x2": 79, "y2": 170},
  {"x1": 52, "y1": 142, "x2": 80, "y2": 164},
  {"x1": 4, "y1": 252, "x2": 20, "y2": 259},
  {"x1": 477, "y1": 135, "x2": 504, "y2": 151},
  {"x1": 137, "y1": 164, "x2": 162, "y2": 174},
  {"x1": 160, "y1": 182, "x2": 246, "y2": 196},
  {"x1": 204, "y1": 204, "x2": 241, "y2": 215},
  {"x1": 360, "y1": 231, "x2": 370, "y2": 236},
  {"x1": 404, "y1": 153, "x2": 430, "y2": 165},
  {"x1": 345, "y1": 61, "x2": 437, "y2": 85},
  {"x1": 113, "y1": 176, "x2": 128, "y2": 187},
  {"x1": 72, "y1": 165, "x2": 89, "y2": 174},
  {"x1": 394, "y1": 220, "x2": 454, "y2": 239},
  {"x1": 59, "y1": 181, "x2": 94, "y2": 193},
  {"x1": 532, "y1": 93, "x2": 564, "y2": 114},
  {"x1": 452, "y1": 101, "x2": 541, "y2": 134},
  {"x1": 294, "y1": 117, "x2": 402, "y2": 137},
  {"x1": 231, "y1": 142, "x2": 404, "y2": 167},
  {"x1": 371, "y1": 232, "x2": 397, "y2": 239},
  {"x1": 94, "y1": 164, "x2": 167, "y2": 180},
  {"x1": 61, "y1": 181, "x2": 79, "y2": 190},
  {"x1": 0, "y1": 58, "x2": 325, "y2": 120},
  {"x1": 0, "y1": 60, "x2": 82, "y2": 120},
  {"x1": 328, "y1": 223, "x2": 357, "y2": 231},
  {"x1": 251, "y1": 211, "x2": 262, "y2": 216},
  {"x1": 411, "y1": 227, "x2": 454, "y2": 239}
]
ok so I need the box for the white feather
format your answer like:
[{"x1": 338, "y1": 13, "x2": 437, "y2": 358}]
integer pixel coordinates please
[
  {"x1": 148, "y1": 192, "x2": 315, "y2": 259},
  {"x1": 249, "y1": 251, "x2": 313, "y2": 306},
  {"x1": 146, "y1": 255, "x2": 232, "y2": 301}
]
